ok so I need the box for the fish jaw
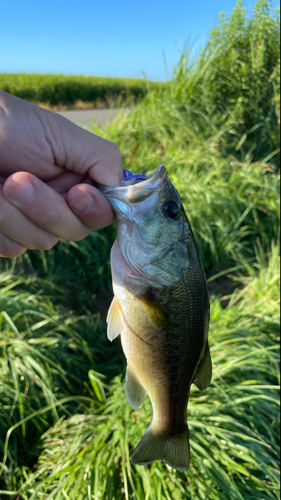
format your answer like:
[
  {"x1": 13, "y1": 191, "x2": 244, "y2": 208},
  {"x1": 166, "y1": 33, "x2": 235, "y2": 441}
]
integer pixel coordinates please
[{"x1": 104, "y1": 166, "x2": 190, "y2": 288}]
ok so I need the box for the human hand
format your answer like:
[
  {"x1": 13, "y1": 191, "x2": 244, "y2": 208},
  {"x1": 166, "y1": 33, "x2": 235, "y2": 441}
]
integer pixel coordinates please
[{"x1": 0, "y1": 91, "x2": 123, "y2": 258}]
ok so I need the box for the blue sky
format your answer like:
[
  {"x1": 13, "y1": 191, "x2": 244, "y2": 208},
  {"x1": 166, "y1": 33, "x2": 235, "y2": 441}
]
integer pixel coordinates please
[{"x1": 1, "y1": 0, "x2": 279, "y2": 81}]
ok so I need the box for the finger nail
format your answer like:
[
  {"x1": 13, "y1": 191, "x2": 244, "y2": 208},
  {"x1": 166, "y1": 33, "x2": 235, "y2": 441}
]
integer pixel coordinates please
[
  {"x1": 70, "y1": 192, "x2": 94, "y2": 213},
  {"x1": 5, "y1": 179, "x2": 35, "y2": 205}
]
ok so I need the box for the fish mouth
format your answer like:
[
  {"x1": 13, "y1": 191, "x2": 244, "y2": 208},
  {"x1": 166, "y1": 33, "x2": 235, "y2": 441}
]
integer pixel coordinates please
[{"x1": 93, "y1": 164, "x2": 167, "y2": 204}]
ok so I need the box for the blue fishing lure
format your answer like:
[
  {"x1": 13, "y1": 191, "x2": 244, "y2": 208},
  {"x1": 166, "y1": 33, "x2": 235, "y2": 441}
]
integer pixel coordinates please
[{"x1": 123, "y1": 169, "x2": 147, "y2": 182}]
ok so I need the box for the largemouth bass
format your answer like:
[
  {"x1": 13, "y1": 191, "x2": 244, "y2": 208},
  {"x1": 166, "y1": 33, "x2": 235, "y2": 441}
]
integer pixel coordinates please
[{"x1": 94, "y1": 164, "x2": 211, "y2": 471}]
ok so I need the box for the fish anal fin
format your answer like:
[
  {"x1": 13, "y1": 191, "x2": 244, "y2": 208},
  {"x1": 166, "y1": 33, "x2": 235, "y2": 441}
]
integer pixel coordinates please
[
  {"x1": 131, "y1": 424, "x2": 190, "y2": 471},
  {"x1": 126, "y1": 365, "x2": 147, "y2": 409},
  {"x1": 136, "y1": 290, "x2": 167, "y2": 328},
  {"x1": 194, "y1": 343, "x2": 212, "y2": 392},
  {"x1": 106, "y1": 296, "x2": 124, "y2": 342}
]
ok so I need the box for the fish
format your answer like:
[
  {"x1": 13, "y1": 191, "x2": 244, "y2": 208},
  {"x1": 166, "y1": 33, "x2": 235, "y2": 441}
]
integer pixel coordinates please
[{"x1": 93, "y1": 164, "x2": 211, "y2": 471}]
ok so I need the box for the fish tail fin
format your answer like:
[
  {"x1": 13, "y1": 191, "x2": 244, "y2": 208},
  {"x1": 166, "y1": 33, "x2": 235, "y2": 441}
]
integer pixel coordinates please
[{"x1": 131, "y1": 424, "x2": 190, "y2": 471}]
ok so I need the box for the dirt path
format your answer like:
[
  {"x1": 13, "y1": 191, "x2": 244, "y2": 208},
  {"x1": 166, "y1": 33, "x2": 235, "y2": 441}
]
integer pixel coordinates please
[{"x1": 56, "y1": 108, "x2": 130, "y2": 127}]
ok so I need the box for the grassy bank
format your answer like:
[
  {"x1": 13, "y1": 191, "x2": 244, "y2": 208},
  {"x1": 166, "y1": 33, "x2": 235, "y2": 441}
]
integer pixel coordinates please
[{"x1": 0, "y1": 0, "x2": 280, "y2": 498}]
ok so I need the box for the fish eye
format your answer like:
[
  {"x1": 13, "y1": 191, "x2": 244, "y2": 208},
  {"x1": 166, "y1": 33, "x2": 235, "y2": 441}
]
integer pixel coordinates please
[{"x1": 162, "y1": 200, "x2": 180, "y2": 220}]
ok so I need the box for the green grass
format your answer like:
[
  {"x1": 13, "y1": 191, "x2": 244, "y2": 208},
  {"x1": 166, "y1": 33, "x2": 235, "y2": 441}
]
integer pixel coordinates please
[
  {"x1": 96, "y1": 0, "x2": 280, "y2": 164},
  {"x1": 91, "y1": 96, "x2": 279, "y2": 273},
  {"x1": 0, "y1": 73, "x2": 165, "y2": 107},
  {"x1": 0, "y1": 246, "x2": 279, "y2": 499},
  {"x1": 0, "y1": 0, "x2": 280, "y2": 498}
]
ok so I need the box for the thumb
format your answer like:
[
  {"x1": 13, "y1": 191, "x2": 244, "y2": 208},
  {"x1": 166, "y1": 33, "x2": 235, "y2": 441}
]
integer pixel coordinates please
[{"x1": 48, "y1": 112, "x2": 123, "y2": 187}]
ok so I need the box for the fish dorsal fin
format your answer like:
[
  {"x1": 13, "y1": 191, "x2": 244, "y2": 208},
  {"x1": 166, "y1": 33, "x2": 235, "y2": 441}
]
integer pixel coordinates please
[
  {"x1": 126, "y1": 365, "x2": 147, "y2": 409},
  {"x1": 137, "y1": 290, "x2": 167, "y2": 328},
  {"x1": 106, "y1": 296, "x2": 124, "y2": 342},
  {"x1": 194, "y1": 343, "x2": 212, "y2": 392}
]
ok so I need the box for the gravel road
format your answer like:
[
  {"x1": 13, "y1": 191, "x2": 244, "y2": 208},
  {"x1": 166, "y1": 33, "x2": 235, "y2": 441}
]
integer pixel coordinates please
[{"x1": 56, "y1": 108, "x2": 130, "y2": 127}]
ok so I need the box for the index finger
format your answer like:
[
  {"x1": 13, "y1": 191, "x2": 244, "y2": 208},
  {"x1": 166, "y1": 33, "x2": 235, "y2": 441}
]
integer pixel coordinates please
[{"x1": 3, "y1": 172, "x2": 93, "y2": 240}]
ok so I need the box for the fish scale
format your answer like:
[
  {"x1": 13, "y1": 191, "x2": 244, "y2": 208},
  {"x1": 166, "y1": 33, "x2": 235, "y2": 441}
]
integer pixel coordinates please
[{"x1": 154, "y1": 254, "x2": 209, "y2": 429}]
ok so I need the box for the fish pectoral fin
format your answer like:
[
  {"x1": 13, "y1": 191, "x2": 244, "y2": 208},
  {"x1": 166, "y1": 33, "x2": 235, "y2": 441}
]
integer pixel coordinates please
[
  {"x1": 125, "y1": 366, "x2": 147, "y2": 409},
  {"x1": 194, "y1": 343, "x2": 212, "y2": 392},
  {"x1": 106, "y1": 296, "x2": 124, "y2": 342},
  {"x1": 137, "y1": 289, "x2": 167, "y2": 328}
]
